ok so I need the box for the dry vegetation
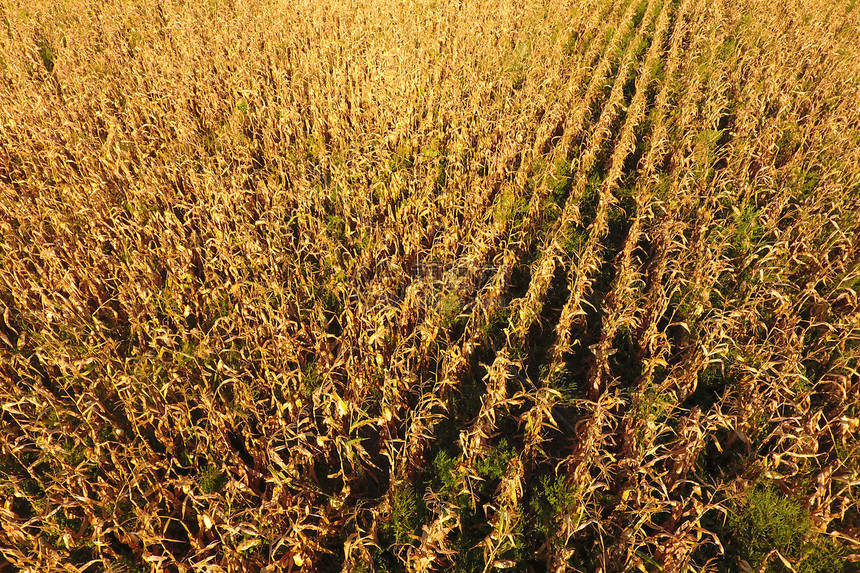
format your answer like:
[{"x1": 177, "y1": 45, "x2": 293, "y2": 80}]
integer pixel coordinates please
[{"x1": 2, "y1": 0, "x2": 860, "y2": 571}]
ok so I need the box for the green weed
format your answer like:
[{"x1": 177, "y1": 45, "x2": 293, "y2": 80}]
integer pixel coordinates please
[{"x1": 730, "y1": 487, "x2": 848, "y2": 573}]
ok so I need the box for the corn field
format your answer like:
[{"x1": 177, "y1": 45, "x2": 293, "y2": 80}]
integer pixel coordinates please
[{"x1": 1, "y1": 0, "x2": 859, "y2": 571}]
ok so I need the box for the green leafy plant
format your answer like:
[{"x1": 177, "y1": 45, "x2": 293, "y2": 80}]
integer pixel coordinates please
[
  {"x1": 530, "y1": 474, "x2": 578, "y2": 541},
  {"x1": 382, "y1": 482, "x2": 426, "y2": 546},
  {"x1": 36, "y1": 35, "x2": 54, "y2": 72},
  {"x1": 199, "y1": 465, "x2": 228, "y2": 494},
  {"x1": 730, "y1": 487, "x2": 848, "y2": 573}
]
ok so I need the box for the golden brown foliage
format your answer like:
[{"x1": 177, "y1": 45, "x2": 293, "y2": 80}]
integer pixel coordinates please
[{"x1": 1, "y1": 0, "x2": 859, "y2": 571}]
